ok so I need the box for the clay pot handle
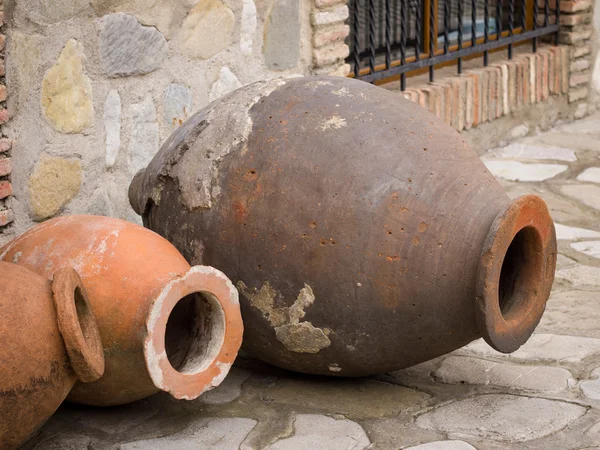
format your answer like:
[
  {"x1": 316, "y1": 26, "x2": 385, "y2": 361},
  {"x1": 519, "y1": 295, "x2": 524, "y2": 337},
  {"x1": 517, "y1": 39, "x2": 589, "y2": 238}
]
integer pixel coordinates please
[
  {"x1": 475, "y1": 195, "x2": 557, "y2": 353},
  {"x1": 52, "y1": 268, "x2": 105, "y2": 383}
]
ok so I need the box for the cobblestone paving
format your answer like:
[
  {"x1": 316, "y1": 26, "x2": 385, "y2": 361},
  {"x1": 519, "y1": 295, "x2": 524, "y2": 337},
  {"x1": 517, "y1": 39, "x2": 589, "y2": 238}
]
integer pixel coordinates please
[{"x1": 25, "y1": 114, "x2": 600, "y2": 449}]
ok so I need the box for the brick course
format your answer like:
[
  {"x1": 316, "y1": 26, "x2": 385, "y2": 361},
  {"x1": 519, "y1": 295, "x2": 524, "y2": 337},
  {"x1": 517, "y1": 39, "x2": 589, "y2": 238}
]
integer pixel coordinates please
[
  {"x1": 399, "y1": 45, "x2": 572, "y2": 132},
  {"x1": 0, "y1": 0, "x2": 11, "y2": 232},
  {"x1": 311, "y1": 0, "x2": 350, "y2": 76}
]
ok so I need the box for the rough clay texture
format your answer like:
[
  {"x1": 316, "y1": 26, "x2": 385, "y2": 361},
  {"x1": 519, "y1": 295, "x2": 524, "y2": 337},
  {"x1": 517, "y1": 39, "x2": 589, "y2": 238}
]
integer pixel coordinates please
[
  {"x1": 3, "y1": 0, "x2": 318, "y2": 244},
  {"x1": 23, "y1": 113, "x2": 600, "y2": 450},
  {"x1": 152, "y1": 78, "x2": 288, "y2": 211}
]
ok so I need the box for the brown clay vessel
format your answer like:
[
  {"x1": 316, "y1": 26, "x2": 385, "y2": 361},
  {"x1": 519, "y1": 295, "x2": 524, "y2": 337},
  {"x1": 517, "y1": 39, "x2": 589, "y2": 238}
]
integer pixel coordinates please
[
  {"x1": 128, "y1": 76, "x2": 557, "y2": 377},
  {"x1": 0, "y1": 262, "x2": 104, "y2": 449},
  {"x1": 0, "y1": 215, "x2": 243, "y2": 406}
]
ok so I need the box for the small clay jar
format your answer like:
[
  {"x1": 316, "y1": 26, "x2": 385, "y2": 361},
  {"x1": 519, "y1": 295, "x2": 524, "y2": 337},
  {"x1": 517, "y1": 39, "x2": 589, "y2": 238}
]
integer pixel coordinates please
[
  {"x1": 0, "y1": 216, "x2": 243, "y2": 406},
  {"x1": 0, "y1": 262, "x2": 104, "y2": 449}
]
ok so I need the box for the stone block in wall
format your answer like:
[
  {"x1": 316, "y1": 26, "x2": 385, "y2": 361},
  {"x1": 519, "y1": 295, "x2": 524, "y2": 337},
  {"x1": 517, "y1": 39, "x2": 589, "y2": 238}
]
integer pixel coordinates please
[
  {"x1": 0, "y1": 139, "x2": 11, "y2": 154},
  {"x1": 0, "y1": 157, "x2": 11, "y2": 177},
  {"x1": 313, "y1": 24, "x2": 350, "y2": 48},
  {"x1": 240, "y1": 0, "x2": 258, "y2": 55},
  {"x1": 28, "y1": 156, "x2": 82, "y2": 221},
  {"x1": 0, "y1": 181, "x2": 12, "y2": 200},
  {"x1": 180, "y1": 0, "x2": 235, "y2": 60},
  {"x1": 91, "y1": 0, "x2": 198, "y2": 41},
  {"x1": 570, "y1": 58, "x2": 590, "y2": 72},
  {"x1": 0, "y1": 109, "x2": 8, "y2": 125},
  {"x1": 104, "y1": 90, "x2": 122, "y2": 168},
  {"x1": 570, "y1": 71, "x2": 590, "y2": 86},
  {"x1": 18, "y1": 0, "x2": 89, "y2": 25},
  {"x1": 312, "y1": 63, "x2": 350, "y2": 76},
  {"x1": 543, "y1": 0, "x2": 591, "y2": 12},
  {"x1": 573, "y1": 46, "x2": 591, "y2": 58},
  {"x1": 312, "y1": 5, "x2": 349, "y2": 27},
  {"x1": 560, "y1": 12, "x2": 592, "y2": 25},
  {"x1": 0, "y1": 209, "x2": 14, "y2": 227},
  {"x1": 313, "y1": 45, "x2": 349, "y2": 67},
  {"x1": 41, "y1": 39, "x2": 93, "y2": 134},
  {"x1": 127, "y1": 96, "x2": 159, "y2": 176},
  {"x1": 164, "y1": 83, "x2": 193, "y2": 127},
  {"x1": 568, "y1": 86, "x2": 588, "y2": 102},
  {"x1": 559, "y1": 29, "x2": 592, "y2": 44},
  {"x1": 315, "y1": 0, "x2": 346, "y2": 7},
  {"x1": 209, "y1": 67, "x2": 242, "y2": 102},
  {"x1": 264, "y1": 0, "x2": 300, "y2": 70},
  {"x1": 560, "y1": 46, "x2": 570, "y2": 94},
  {"x1": 100, "y1": 13, "x2": 168, "y2": 76}
]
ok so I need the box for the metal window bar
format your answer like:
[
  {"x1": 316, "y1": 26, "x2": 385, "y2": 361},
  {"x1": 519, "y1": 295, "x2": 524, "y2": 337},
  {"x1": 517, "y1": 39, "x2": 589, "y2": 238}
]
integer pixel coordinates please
[{"x1": 348, "y1": 0, "x2": 559, "y2": 88}]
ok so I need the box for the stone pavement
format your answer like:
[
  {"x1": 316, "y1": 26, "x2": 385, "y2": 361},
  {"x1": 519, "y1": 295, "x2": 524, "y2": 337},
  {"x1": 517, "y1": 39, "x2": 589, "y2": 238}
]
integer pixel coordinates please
[{"x1": 24, "y1": 114, "x2": 600, "y2": 449}]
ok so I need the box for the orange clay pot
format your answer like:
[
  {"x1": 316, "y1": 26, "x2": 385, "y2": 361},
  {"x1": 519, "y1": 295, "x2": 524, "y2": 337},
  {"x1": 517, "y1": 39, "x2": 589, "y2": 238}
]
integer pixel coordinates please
[
  {"x1": 0, "y1": 262, "x2": 104, "y2": 449},
  {"x1": 0, "y1": 215, "x2": 243, "y2": 406}
]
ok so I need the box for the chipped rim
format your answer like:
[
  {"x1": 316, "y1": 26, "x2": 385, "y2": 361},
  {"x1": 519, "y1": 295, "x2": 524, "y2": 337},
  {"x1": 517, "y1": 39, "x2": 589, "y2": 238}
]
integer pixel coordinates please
[
  {"x1": 143, "y1": 266, "x2": 243, "y2": 400},
  {"x1": 52, "y1": 267, "x2": 105, "y2": 383},
  {"x1": 475, "y1": 195, "x2": 557, "y2": 353}
]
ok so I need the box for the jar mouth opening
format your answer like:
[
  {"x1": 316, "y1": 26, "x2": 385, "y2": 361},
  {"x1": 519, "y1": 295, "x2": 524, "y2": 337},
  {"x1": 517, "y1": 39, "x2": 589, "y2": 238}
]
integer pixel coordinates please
[
  {"x1": 144, "y1": 266, "x2": 243, "y2": 400},
  {"x1": 475, "y1": 195, "x2": 557, "y2": 353},
  {"x1": 164, "y1": 292, "x2": 226, "y2": 376},
  {"x1": 498, "y1": 226, "x2": 545, "y2": 321}
]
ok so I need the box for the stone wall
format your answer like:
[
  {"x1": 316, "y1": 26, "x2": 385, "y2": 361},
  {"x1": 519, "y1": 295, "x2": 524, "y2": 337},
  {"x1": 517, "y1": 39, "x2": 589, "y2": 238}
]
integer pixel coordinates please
[
  {"x1": 311, "y1": 0, "x2": 351, "y2": 76},
  {"x1": 0, "y1": 0, "x2": 316, "y2": 245},
  {"x1": 592, "y1": 0, "x2": 600, "y2": 97},
  {"x1": 558, "y1": 0, "x2": 596, "y2": 115}
]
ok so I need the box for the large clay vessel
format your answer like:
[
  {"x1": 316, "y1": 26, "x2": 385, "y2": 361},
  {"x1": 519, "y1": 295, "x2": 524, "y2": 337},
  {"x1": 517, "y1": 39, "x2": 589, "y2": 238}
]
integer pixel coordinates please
[
  {"x1": 0, "y1": 216, "x2": 243, "y2": 406},
  {"x1": 0, "y1": 262, "x2": 104, "y2": 449},
  {"x1": 128, "y1": 76, "x2": 557, "y2": 377}
]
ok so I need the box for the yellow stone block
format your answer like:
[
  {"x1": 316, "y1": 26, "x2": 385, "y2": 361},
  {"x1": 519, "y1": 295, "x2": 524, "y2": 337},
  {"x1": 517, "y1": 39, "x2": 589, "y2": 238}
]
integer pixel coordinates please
[{"x1": 41, "y1": 39, "x2": 94, "y2": 134}]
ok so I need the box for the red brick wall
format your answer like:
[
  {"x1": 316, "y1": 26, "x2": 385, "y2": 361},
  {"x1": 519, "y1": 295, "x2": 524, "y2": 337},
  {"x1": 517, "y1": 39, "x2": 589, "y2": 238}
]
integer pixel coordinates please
[
  {"x1": 402, "y1": 46, "x2": 571, "y2": 132},
  {"x1": 0, "y1": 0, "x2": 11, "y2": 232},
  {"x1": 397, "y1": 0, "x2": 594, "y2": 132}
]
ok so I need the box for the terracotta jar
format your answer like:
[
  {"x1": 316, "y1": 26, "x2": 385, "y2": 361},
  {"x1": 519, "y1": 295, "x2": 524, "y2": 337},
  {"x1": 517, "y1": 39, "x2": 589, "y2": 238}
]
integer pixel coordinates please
[
  {"x1": 128, "y1": 76, "x2": 557, "y2": 377},
  {"x1": 0, "y1": 262, "x2": 104, "y2": 449},
  {"x1": 0, "y1": 216, "x2": 243, "y2": 406}
]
